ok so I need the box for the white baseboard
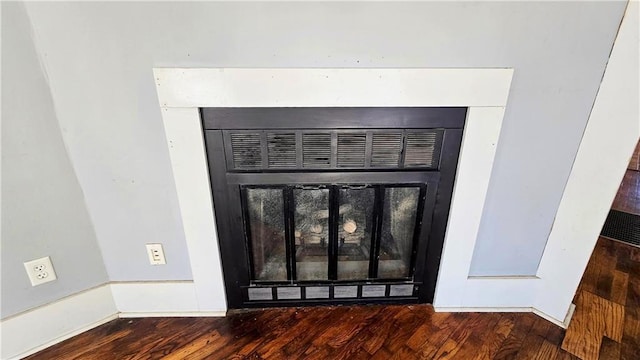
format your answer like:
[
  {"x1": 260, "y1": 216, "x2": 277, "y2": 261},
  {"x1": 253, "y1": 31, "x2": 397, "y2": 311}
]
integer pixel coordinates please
[
  {"x1": 564, "y1": 303, "x2": 576, "y2": 327},
  {"x1": 434, "y1": 305, "x2": 570, "y2": 329},
  {"x1": 119, "y1": 311, "x2": 226, "y2": 318},
  {"x1": 110, "y1": 281, "x2": 201, "y2": 314},
  {"x1": 0, "y1": 284, "x2": 118, "y2": 360},
  {"x1": 532, "y1": 302, "x2": 575, "y2": 329},
  {"x1": 434, "y1": 306, "x2": 532, "y2": 313}
]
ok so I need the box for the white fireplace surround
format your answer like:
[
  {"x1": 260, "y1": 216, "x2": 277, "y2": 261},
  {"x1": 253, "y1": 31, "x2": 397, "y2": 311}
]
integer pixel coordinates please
[
  {"x1": 152, "y1": 63, "x2": 635, "y2": 328},
  {"x1": 154, "y1": 68, "x2": 544, "y2": 315}
]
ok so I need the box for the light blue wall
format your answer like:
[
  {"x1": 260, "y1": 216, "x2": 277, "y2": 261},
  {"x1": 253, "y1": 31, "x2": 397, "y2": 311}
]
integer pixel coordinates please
[{"x1": 1, "y1": 3, "x2": 109, "y2": 318}]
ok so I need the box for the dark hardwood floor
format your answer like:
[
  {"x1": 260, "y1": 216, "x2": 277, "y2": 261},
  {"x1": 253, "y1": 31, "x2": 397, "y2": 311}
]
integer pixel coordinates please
[
  {"x1": 24, "y1": 304, "x2": 564, "y2": 359},
  {"x1": 24, "y1": 236, "x2": 640, "y2": 359},
  {"x1": 561, "y1": 237, "x2": 640, "y2": 360}
]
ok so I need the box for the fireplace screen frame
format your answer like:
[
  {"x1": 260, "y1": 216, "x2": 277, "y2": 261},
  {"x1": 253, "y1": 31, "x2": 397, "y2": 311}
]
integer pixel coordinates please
[{"x1": 202, "y1": 107, "x2": 465, "y2": 308}]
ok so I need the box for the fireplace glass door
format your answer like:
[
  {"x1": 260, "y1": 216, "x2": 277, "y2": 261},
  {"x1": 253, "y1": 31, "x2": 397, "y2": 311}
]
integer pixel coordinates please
[
  {"x1": 337, "y1": 186, "x2": 375, "y2": 281},
  {"x1": 293, "y1": 187, "x2": 330, "y2": 281},
  {"x1": 379, "y1": 187, "x2": 421, "y2": 279},
  {"x1": 243, "y1": 188, "x2": 288, "y2": 282},
  {"x1": 241, "y1": 184, "x2": 429, "y2": 284}
]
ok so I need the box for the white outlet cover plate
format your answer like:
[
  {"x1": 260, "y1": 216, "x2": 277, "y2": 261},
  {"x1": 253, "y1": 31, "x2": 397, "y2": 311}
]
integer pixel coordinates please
[{"x1": 24, "y1": 256, "x2": 57, "y2": 286}]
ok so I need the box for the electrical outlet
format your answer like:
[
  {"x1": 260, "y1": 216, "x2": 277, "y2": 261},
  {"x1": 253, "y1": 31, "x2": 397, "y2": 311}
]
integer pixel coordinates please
[
  {"x1": 146, "y1": 243, "x2": 166, "y2": 265},
  {"x1": 24, "y1": 256, "x2": 57, "y2": 286}
]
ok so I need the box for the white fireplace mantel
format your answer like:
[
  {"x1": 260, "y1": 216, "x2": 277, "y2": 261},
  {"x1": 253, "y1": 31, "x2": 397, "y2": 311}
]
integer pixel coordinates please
[{"x1": 153, "y1": 68, "x2": 566, "y2": 327}]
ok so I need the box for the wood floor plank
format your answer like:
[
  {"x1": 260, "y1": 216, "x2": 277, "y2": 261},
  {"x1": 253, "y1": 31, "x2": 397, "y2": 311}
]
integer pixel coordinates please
[
  {"x1": 562, "y1": 291, "x2": 607, "y2": 360},
  {"x1": 417, "y1": 313, "x2": 467, "y2": 359},
  {"x1": 382, "y1": 307, "x2": 426, "y2": 354},
  {"x1": 450, "y1": 334, "x2": 484, "y2": 360},
  {"x1": 280, "y1": 307, "x2": 349, "y2": 357},
  {"x1": 515, "y1": 333, "x2": 545, "y2": 360},
  {"x1": 597, "y1": 266, "x2": 615, "y2": 299},
  {"x1": 430, "y1": 338, "x2": 463, "y2": 360},
  {"x1": 472, "y1": 314, "x2": 516, "y2": 360},
  {"x1": 493, "y1": 313, "x2": 536, "y2": 360},
  {"x1": 603, "y1": 298, "x2": 625, "y2": 342},
  {"x1": 611, "y1": 270, "x2": 629, "y2": 305},
  {"x1": 533, "y1": 340, "x2": 559, "y2": 360},
  {"x1": 405, "y1": 323, "x2": 433, "y2": 351},
  {"x1": 599, "y1": 336, "x2": 622, "y2": 360},
  {"x1": 545, "y1": 322, "x2": 566, "y2": 346},
  {"x1": 621, "y1": 306, "x2": 640, "y2": 360},
  {"x1": 360, "y1": 308, "x2": 399, "y2": 355}
]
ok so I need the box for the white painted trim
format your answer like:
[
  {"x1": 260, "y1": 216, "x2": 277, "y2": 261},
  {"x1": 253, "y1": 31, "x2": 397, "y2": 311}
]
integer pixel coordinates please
[
  {"x1": 153, "y1": 68, "x2": 531, "y2": 318},
  {"x1": 564, "y1": 304, "x2": 576, "y2": 328},
  {"x1": 534, "y1": 1, "x2": 639, "y2": 322},
  {"x1": 0, "y1": 284, "x2": 118, "y2": 360},
  {"x1": 458, "y1": 277, "x2": 539, "y2": 308},
  {"x1": 532, "y1": 308, "x2": 572, "y2": 329},
  {"x1": 434, "y1": 307, "x2": 533, "y2": 315},
  {"x1": 432, "y1": 107, "x2": 508, "y2": 308},
  {"x1": 160, "y1": 108, "x2": 227, "y2": 312},
  {"x1": 434, "y1": 305, "x2": 573, "y2": 329},
  {"x1": 154, "y1": 68, "x2": 513, "y2": 108},
  {"x1": 110, "y1": 281, "x2": 201, "y2": 314},
  {"x1": 119, "y1": 311, "x2": 226, "y2": 318}
]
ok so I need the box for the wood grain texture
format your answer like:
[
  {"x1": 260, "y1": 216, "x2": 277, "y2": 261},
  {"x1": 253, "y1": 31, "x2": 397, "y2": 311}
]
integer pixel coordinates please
[
  {"x1": 20, "y1": 307, "x2": 540, "y2": 360},
  {"x1": 25, "y1": 239, "x2": 639, "y2": 360},
  {"x1": 561, "y1": 237, "x2": 640, "y2": 360}
]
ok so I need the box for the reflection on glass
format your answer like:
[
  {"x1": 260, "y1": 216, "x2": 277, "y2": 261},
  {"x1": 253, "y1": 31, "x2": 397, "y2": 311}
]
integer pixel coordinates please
[
  {"x1": 293, "y1": 188, "x2": 329, "y2": 280},
  {"x1": 338, "y1": 187, "x2": 374, "y2": 280},
  {"x1": 245, "y1": 188, "x2": 286, "y2": 281},
  {"x1": 378, "y1": 187, "x2": 420, "y2": 278}
]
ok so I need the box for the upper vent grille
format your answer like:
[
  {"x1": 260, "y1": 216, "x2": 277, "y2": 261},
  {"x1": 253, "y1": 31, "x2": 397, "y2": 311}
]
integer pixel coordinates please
[
  {"x1": 224, "y1": 129, "x2": 442, "y2": 171},
  {"x1": 371, "y1": 133, "x2": 403, "y2": 167},
  {"x1": 230, "y1": 133, "x2": 262, "y2": 169},
  {"x1": 337, "y1": 133, "x2": 366, "y2": 167},
  {"x1": 404, "y1": 131, "x2": 438, "y2": 167},
  {"x1": 267, "y1": 133, "x2": 296, "y2": 168},
  {"x1": 303, "y1": 133, "x2": 332, "y2": 168}
]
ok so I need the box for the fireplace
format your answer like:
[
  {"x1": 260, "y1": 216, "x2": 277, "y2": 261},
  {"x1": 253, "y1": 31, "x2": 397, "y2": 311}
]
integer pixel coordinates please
[{"x1": 202, "y1": 107, "x2": 465, "y2": 308}]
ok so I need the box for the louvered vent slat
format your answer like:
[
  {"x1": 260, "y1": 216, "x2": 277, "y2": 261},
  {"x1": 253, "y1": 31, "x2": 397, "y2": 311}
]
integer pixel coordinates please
[
  {"x1": 371, "y1": 133, "x2": 403, "y2": 167},
  {"x1": 267, "y1": 133, "x2": 296, "y2": 168},
  {"x1": 303, "y1": 133, "x2": 331, "y2": 168},
  {"x1": 337, "y1": 133, "x2": 366, "y2": 167},
  {"x1": 230, "y1": 133, "x2": 262, "y2": 169},
  {"x1": 404, "y1": 131, "x2": 438, "y2": 167}
]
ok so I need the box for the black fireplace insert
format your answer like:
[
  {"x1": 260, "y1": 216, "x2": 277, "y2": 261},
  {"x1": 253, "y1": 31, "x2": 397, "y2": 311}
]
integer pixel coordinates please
[{"x1": 202, "y1": 107, "x2": 465, "y2": 309}]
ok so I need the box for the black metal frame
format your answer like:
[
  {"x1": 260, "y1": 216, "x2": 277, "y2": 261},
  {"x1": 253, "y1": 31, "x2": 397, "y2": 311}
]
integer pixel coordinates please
[{"x1": 202, "y1": 107, "x2": 465, "y2": 308}]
